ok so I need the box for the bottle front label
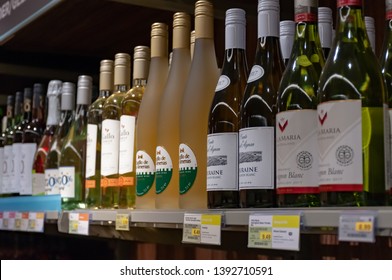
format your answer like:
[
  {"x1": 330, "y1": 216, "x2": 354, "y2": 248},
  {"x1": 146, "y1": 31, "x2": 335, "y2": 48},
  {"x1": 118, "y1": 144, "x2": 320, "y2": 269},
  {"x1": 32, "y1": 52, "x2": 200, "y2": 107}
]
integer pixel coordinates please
[
  {"x1": 337, "y1": 0, "x2": 362, "y2": 8},
  {"x1": 156, "y1": 146, "x2": 173, "y2": 194},
  {"x1": 3, "y1": 146, "x2": 12, "y2": 193},
  {"x1": 295, "y1": 0, "x2": 317, "y2": 23},
  {"x1": 85, "y1": 124, "x2": 98, "y2": 178},
  {"x1": 101, "y1": 119, "x2": 120, "y2": 177},
  {"x1": 11, "y1": 143, "x2": 23, "y2": 193},
  {"x1": 136, "y1": 151, "x2": 155, "y2": 196},
  {"x1": 59, "y1": 166, "x2": 75, "y2": 198},
  {"x1": 179, "y1": 143, "x2": 198, "y2": 194},
  {"x1": 215, "y1": 75, "x2": 231, "y2": 92},
  {"x1": 45, "y1": 168, "x2": 60, "y2": 195},
  {"x1": 276, "y1": 110, "x2": 318, "y2": 194},
  {"x1": 207, "y1": 133, "x2": 238, "y2": 191},
  {"x1": 247, "y1": 65, "x2": 264, "y2": 83},
  {"x1": 32, "y1": 172, "x2": 45, "y2": 195},
  {"x1": 20, "y1": 143, "x2": 37, "y2": 195},
  {"x1": 239, "y1": 127, "x2": 274, "y2": 190},
  {"x1": 119, "y1": 115, "x2": 136, "y2": 175},
  {"x1": 318, "y1": 100, "x2": 363, "y2": 192}
]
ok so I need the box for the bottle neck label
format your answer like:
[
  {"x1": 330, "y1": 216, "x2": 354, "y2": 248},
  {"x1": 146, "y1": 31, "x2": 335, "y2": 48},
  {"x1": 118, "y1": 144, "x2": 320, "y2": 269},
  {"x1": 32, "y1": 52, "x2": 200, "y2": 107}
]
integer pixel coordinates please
[
  {"x1": 225, "y1": 23, "x2": 246, "y2": 50},
  {"x1": 46, "y1": 96, "x2": 61, "y2": 126},
  {"x1": 387, "y1": 3, "x2": 392, "y2": 20},
  {"x1": 295, "y1": 0, "x2": 317, "y2": 23},
  {"x1": 258, "y1": 9, "x2": 279, "y2": 38},
  {"x1": 337, "y1": 0, "x2": 362, "y2": 7}
]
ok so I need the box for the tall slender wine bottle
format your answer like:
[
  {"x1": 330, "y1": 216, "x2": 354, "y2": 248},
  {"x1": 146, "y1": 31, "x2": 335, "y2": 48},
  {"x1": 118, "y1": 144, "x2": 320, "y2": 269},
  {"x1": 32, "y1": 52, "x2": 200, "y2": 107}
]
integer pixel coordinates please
[
  {"x1": 239, "y1": 0, "x2": 284, "y2": 208},
  {"x1": 136, "y1": 23, "x2": 168, "y2": 209},
  {"x1": 207, "y1": 8, "x2": 248, "y2": 209},
  {"x1": 85, "y1": 60, "x2": 113, "y2": 209},
  {"x1": 280, "y1": 20, "x2": 295, "y2": 66},
  {"x1": 9, "y1": 91, "x2": 23, "y2": 195},
  {"x1": 365, "y1": 16, "x2": 376, "y2": 53},
  {"x1": 33, "y1": 80, "x2": 62, "y2": 195},
  {"x1": 156, "y1": 13, "x2": 191, "y2": 209},
  {"x1": 13, "y1": 88, "x2": 32, "y2": 195},
  {"x1": 318, "y1": 7, "x2": 333, "y2": 59},
  {"x1": 21, "y1": 83, "x2": 45, "y2": 195},
  {"x1": 60, "y1": 76, "x2": 92, "y2": 210},
  {"x1": 318, "y1": 0, "x2": 388, "y2": 206},
  {"x1": 179, "y1": 0, "x2": 219, "y2": 209},
  {"x1": 120, "y1": 46, "x2": 150, "y2": 209},
  {"x1": 276, "y1": 0, "x2": 324, "y2": 207},
  {"x1": 2, "y1": 95, "x2": 15, "y2": 194},
  {"x1": 380, "y1": 0, "x2": 392, "y2": 204},
  {"x1": 45, "y1": 82, "x2": 75, "y2": 196},
  {"x1": 101, "y1": 54, "x2": 130, "y2": 209}
]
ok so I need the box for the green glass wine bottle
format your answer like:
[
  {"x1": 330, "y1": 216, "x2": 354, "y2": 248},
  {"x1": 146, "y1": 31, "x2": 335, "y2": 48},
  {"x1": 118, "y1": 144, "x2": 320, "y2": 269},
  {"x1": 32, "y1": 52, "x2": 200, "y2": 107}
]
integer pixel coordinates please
[{"x1": 318, "y1": 0, "x2": 388, "y2": 206}]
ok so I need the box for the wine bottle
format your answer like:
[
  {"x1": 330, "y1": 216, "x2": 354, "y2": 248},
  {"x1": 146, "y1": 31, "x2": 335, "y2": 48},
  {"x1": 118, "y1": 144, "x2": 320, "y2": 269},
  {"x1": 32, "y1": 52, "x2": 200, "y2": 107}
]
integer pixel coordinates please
[
  {"x1": 318, "y1": 0, "x2": 388, "y2": 206},
  {"x1": 101, "y1": 53, "x2": 131, "y2": 209},
  {"x1": 365, "y1": 16, "x2": 376, "y2": 53},
  {"x1": 0, "y1": 116, "x2": 7, "y2": 194},
  {"x1": 156, "y1": 13, "x2": 191, "y2": 209},
  {"x1": 239, "y1": 0, "x2": 284, "y2": 208},
  {"x1": 9, "y1": 91, "x2": 23, "y2": 195},
  {"x1": 45, "y1": 82, "x2": 76, "y2": 196},
  {"x1": 120, "y1": 46, "x2": 150, "y2": 209},
  {"x1": 2, "y1": 95, "x2": 15, "y2": 194},
  {"x1": 60, "y1": 75, "x2": 92, "y2": 210},
  {"x1": 380, "y1": 0, "x2": 392, "y2": 204},
  {"x1": 179, "y1": 0, "x2": 219, "y2": 209},
  {"x1": 33, "y1": 80, "x2": 62, "y2": 195},
  {"x1": 276, "y1": 0, "x2": 324, "y2": 207},
  {"x1": 280, "y1": 20, "x2": 295, "y2": 66},
  {"x1": 207, "y1": 8, "x2": 248, "y2": 208},
  {"x1": 21, "y1": 83, "x2": 46, "y2": 195},
  {"x1": 136, "y1": 23, "x2": 168, "y2": 209},
  {"x1": 190, "y1": 30, "x2": 196, "y2": 60},
  {"x1": 85, "y1": 60, "x2": 113, "y2": 209},
  {"x1": 318, "y1": 7, "x2": 333, "y2": 59}
]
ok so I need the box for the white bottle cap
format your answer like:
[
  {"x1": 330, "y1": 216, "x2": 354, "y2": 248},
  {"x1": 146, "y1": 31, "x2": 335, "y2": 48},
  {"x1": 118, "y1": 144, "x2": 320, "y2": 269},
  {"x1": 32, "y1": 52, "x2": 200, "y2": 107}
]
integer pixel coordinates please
[
  {"x1": 280, "y1": 20, "x2": 295, "y2": 61},
  {"x1": 47, "y1": 80, "x2": 62, "y2": 97},
  {"x1": 258, "y1": 0, "x2": 280, "y2": 38},
  {"x1": 365, "y1": 16, "x2": 376, "y2": 52},
  {"x1": 225, "y1": 8, "x2": 246, "y2": 50},
  {"x1": 77, "y1": 75, "x2": 93, "y2": 105},
  {"x1": 318, "y1": 7, "x2": 333, "y2": 49}
]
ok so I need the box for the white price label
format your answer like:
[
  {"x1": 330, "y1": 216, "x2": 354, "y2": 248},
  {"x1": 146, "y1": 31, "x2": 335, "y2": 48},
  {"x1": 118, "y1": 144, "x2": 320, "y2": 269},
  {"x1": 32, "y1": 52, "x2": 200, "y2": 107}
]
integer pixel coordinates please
[
  {"x1": 182, "y1": 213, "x2": 222, "y2": 245},
  {"x1": 69, "y1": 212, "x2": 89, "y2": 235},
  {"x1": 28, "y1": 212, "x2": 45, "y2": 232},
  {"x1": 3, "y1": 212, "x2": 16, "y2": 231},
  {"x1": 115, "y1": 213, "x2": 130, "y2": 231},
  {"x1": 15, "y1": 212, "x2": 29, "y2": 231},
  {"x1": 248, "y1": 214, "x2": 301, "y2": 251},
  {"x1": 338, "y1": 214, "x2": 376, "y2": 243}
]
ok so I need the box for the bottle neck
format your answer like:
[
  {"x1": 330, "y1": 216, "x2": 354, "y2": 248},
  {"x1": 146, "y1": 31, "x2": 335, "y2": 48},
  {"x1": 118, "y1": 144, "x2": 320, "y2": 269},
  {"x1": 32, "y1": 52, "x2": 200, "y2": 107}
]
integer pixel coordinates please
[
  {"x1": 99, "y1": 89, "x2": 112, "y2": 98},
  {"x1": 114, "y1": 84, "x2": 129, "y2": 93},
  {"x1": 225, "y1": 22, "x2": 246, "y2": 50},
  {"x1": 46, "y1": 95, "x2": 61, "y2": 126},
  {"x1": 258, "y1": 9, "x2": 279, "y2": 38},
  {"x1": 32, "y1": 94, "x2": 45, "y2": 121}
]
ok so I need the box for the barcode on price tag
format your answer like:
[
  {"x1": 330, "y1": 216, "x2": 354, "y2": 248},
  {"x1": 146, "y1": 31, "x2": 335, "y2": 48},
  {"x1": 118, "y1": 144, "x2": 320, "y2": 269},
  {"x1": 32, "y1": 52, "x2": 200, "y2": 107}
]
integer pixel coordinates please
[{"x1": 69, "y1": 213, "x2": 89, "y2": 235}]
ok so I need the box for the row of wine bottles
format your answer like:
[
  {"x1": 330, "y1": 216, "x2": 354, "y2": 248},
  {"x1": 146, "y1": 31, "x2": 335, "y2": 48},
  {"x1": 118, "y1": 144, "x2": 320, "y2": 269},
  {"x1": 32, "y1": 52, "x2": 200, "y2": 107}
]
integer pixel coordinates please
[{"x1": 0, "y1": 0, "x2": 391, "y2": 211}]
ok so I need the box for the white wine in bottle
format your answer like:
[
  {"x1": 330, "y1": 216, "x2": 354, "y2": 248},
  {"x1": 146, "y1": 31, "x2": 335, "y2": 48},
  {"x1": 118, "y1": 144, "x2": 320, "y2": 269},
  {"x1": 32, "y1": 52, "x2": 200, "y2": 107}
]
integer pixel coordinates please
[
  {"x1": 120, "y1": 46, "x2": 150, "y2": 209},
  {"x1": 156, "y1": 12, "x2": 191, "y2": 209},
  {"x1": 136, "y1": 23, "x2": 168, "y2": 209},
  {"x1": 207, "y1": 8, "x2": 248, "y2": 208},
  {"x1": 318, "y1": 0, "x2": 388, "y2": 206},
  {"x1": 179, "y1": 0, "x2": 219, "y2": 209}
]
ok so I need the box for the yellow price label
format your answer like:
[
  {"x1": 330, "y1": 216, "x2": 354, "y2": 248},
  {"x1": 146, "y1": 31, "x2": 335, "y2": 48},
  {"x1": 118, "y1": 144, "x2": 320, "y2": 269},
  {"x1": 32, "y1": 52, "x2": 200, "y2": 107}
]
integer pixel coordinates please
[
  {"x1": 28, "y1": 219, "x2": 36, "y2": 230},
  {"x1": 115, "y1": 214, "x2": 130, "y2": 231},
  {"x1": 70, "y1": 221, "x2": 78, "y2": 232},
  {"x1": 192, "y1": 228, "x2": 201, "y2": 236},
  {"x1": 15, "y1": 219, "x2": 21, "y2": 229},
  {"x1": 355, "y1": 222, "x2": 373, "y2": 232},
  {"x1": 260, "y1": 231, "x2": 272, "y2": 241}
]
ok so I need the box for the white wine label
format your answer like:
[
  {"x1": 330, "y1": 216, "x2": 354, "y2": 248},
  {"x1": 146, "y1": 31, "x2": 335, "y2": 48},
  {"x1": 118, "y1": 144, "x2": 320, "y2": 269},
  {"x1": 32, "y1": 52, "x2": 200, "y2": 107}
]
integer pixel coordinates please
[
  {"x1": 2, "y1": 145, "x2": 12, "y2": 193},
  {"x1": 101, "y1": 119, "x2": 120, "y2": 176},
  {"x1": 0, "y1": 147, "x2": 3, "y2": 193},
  {"x1": 276, "y1": 110, "x2": 318, "y2": 194},
  {"x1": 215, "y1": 75, "x2": 231, "y2": 92},
  {"x1": 207, "y1": 133, "x2": 238, "y2": 191},
  {"x1": 59, "y1": 166, "x2": 75, "y2": 198},
  {"x1": 20, "y1": 143, "x2": 37, "y2": 195},
  {"x1": 156, "y1": 146, "x2": 173, "y2": 194},
  {"x1": 136, "y1": 151, "x2": 155, "y2": 196},
  {"x1": 179, "y1": 143, "x2": 198, "y2": 194},
  {"x1": 318, "y1": 100, "x2": 363, "y2": 192},
  {"x1": 119, "y1": 115, "x2": 136, "y2": 174},
  {"x1": 11, "y1": 143, "x2": 23, "y2": 193},
  {"x1": 239, "y1": 127, "x2": 274, "y2": 190},
  {"x1": 247, "y1": 65, "x2": 264, "y2": 83},
  {"x1": 85, "y1": 124, "x2": 98, "y2": 178},
  {"x1": 45, "y1": 168, "x2": 60, "y2": 195},
  {"x1": 32, "y1": 172, "x2": 45, "y2": 195}
]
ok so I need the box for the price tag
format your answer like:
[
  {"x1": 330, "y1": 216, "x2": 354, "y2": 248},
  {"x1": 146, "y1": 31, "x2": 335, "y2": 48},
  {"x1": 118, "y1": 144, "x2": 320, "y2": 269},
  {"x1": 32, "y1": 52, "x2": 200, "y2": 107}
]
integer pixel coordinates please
[
  {"x1": 0, "y1": 212, "x2": 3, "y2": 230},
  {"x1": 69, "y1": 212, "x2": 89, "y2": 235},
  {"x1": 339, "y1": 214, "x2": 376, "y2": 243},
  {"x1": 15, "y1": 212, "x2": 29, "y2": 231},
  {"x1": 115, "y1": 213, "x2": 130, "y2": 231},
  {"x1": 28, "y1": 212, "x2": 45, "y2": 232},
  {"x1": 183, "y1": 213, "x2": 222, "y2": 245},
  {"x1": 248, "y1": 214, "x2": 301, "y2": 251},
  {"x1": 3, "y1": 212, "x2": 16, "y2": 231}
]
